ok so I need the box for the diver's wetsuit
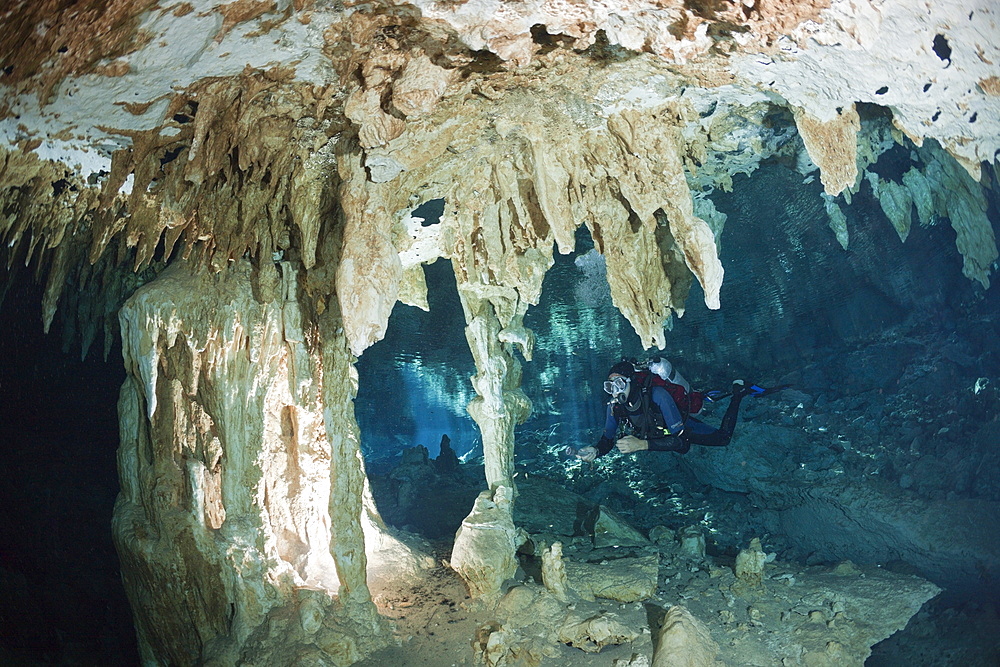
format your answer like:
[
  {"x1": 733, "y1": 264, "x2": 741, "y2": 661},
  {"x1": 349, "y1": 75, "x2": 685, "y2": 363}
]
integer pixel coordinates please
[{"x1": 594, "y1": 385, "x2": 746, "y2": 456}]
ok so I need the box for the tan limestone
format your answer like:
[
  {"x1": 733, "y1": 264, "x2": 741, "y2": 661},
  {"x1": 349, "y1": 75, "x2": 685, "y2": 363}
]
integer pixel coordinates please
[
  {"x1": 793, "y1": 104, "x2": 861, "y2": 197},
  {"x1": 114, "y1": 259, "x2": 395, "y2": 664},
  {"x1": 652, "y1": 606, "x2": 720, "y2": 667}
]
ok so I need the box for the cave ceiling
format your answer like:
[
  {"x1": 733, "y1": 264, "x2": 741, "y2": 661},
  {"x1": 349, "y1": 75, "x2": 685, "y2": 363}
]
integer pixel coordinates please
[{"x1": 1, "y1": 0, "x2": 997, "y2": 354}]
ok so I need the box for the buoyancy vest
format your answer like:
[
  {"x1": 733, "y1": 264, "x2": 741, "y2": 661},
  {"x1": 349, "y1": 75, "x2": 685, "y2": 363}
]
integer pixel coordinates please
[
  {"x1": 635, "y1": 370, "x2": 705, "y2": 416},
  {"x1": 613, "y1": 371, "x2": 705, "y2": 439}
]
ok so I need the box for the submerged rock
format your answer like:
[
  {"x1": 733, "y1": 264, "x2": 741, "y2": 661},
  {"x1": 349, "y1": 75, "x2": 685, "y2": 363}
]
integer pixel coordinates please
[
  {"x1": 451, "y1": 486, "x2": 525, "y2": 600},
  {"x1": 682, "y1": 422, "x2": 1000, "y2": 600},
  {"x1": 479, "y1": 584, "x2": 651, "y2": 665},
  {"x1": 588, "y1": 505, "x2": 651, "y2": 548},
  {"x1": 734, "y1": 537, "x2": 771, "y2": 589},
  {"x1": 565, "y1": 555, "x2": 660, "y2": 603},
  {"x1": 652, "y1": 605, "x2": 719, "y2": 667}
]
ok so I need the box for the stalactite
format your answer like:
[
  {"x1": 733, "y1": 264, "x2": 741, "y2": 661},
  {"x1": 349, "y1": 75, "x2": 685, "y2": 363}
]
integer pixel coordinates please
[
  {"x1": 334, "y1": 142, "x2": 403, "y2": 357},
  {"x1": 922, "y1": 145, "x2": 997, "y2": 289},
  {"x1": 80, "y1": 65, "x2": 346, "y2": 293},
  {"x1": 792, "y1": 103, "x2": 861, "y2": 197},
  {"x1": 860, "y1": 139, "x2": 998, "y2": 289},
  {"x1": 867, "y1": 171, "x2": 913, "y2": 243}
]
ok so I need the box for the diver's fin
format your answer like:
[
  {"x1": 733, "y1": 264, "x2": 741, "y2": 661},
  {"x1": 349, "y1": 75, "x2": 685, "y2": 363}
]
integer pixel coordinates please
[
  {"x1": 704, "y1": 383, "x2": 791, "y2": 402},
  {"x1": 748, "y1": 383, "x2": 791, "y2": 397}
]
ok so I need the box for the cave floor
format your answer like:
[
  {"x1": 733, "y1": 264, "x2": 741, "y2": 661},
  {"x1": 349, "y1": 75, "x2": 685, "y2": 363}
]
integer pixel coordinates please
[
  {"x1": 359, "y1": 547, "x2": 485, "y2": 667},
  {"x1": 356, "y1": 534, "x2": 999, "y2": 666},
  {"x1": 358, "y1": 547, "x2": 647, "y2": 667},
  {"x1": 359, "y1": 542, "x2": 654, "y2": 667},
  {"x1": 366, "y1": 353, "x2": 1000, "y2": 666}
]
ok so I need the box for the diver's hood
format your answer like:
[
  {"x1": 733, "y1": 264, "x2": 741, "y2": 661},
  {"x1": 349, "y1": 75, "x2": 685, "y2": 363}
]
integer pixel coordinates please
[{"x1": 614, "y1": 380, "x2": 640, "y2": 409}]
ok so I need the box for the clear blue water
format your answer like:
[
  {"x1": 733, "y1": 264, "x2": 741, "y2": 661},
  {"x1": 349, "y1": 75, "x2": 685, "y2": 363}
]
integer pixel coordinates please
[{"x1": 356, "y1": 159, "x2": 989, "y2": 474}]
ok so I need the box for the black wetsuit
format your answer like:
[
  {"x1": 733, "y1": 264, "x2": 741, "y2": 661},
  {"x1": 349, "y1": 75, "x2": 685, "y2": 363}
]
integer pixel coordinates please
[{"x1": 595, "y1": 385, "x2": 746, "y2": 456}]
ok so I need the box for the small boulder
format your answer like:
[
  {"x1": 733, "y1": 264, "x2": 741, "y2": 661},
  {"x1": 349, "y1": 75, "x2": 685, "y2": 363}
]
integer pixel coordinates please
[
  {"x1": 587, "y1": 505, "x2": 650, "y2": 548},
  {"x1": 565, "y1": 555, "x2": 659, "y2": 602}
]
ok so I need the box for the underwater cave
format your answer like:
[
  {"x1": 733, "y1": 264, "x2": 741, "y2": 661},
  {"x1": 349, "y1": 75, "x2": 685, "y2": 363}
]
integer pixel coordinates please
[
  {"x1": 5, "y1": 154, "x2": 997, "y2": 664},
  {"x1": 353, "y1": 160, "x2": 1000, "y2": 665},
  {"x1": 2, "y1": 0, "x2": 1000, "y2": 665}
]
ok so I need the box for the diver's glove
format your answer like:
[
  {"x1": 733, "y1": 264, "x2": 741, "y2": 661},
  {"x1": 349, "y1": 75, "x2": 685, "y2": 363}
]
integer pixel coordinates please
[{"x1": 566, "y1": 436, "x2": 615, "y2": 461}]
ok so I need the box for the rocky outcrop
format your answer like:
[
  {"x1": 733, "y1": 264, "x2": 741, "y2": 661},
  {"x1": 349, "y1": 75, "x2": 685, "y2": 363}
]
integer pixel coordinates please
[
  {"x1": 681, "y1": 422, "x2": 1000, "y2": 600},
  {"x1": 564, "y1": 555, "x2": 660, "y2": 603},
  {"x1": 475, "y1": 584, "x2": 647, "y2": 666},
  {"x1": 479, "y1": 475, "x2": 940, "y2": 665}
]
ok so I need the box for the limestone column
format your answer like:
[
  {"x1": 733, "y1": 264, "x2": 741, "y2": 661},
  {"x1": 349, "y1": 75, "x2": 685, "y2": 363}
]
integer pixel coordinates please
[
  {"x1": 113, "y1": 259, "x2": 389, "y2": 665},
  {"x1": 449, "y1": 288, "x2": 532, "y2": 600},
  {"x1": 462, "y1": 294, "x2": 531, "y2": 492}
]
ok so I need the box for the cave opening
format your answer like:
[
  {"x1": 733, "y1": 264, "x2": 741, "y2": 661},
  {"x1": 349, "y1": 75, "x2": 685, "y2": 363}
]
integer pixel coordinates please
[
  {"x1": 356, "y1": 198, "x2": 479, "y2": 472},
  {"x1": 359, "y1": 159, "x2": 1000, "y2": 662},
  {"x1": 932, "y1": 34, "x2": 952, "y2": 62},
  {"x1": 357, "y1": 198, "x2": 485, "y2": 539},
  {"x1": 0, "y1": 274, "x2": 139, "y2": 664}
]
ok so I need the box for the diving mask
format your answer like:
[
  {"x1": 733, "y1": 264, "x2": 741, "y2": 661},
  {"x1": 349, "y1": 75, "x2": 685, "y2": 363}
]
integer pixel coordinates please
[{"x1": 603, "y1": 375, "x2": 629, "y2": 402}]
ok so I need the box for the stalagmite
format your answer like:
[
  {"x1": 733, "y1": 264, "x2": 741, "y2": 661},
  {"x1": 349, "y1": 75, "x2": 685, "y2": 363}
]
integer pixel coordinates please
[
  {"x1": 452, "y1": 302, "x2": 529, "y2": 598},
  {"x1": 541, "y1": 542, "x2": 570, "y2": 602},
  {"x1": 734, "y1": 537, "x2": 770, "y2": 589},
  {"x1": 450, "y1": 486, "x2": 524, "y2": 600},
  {"x1": 652, "y1": 606, "x2": 720, "y2": 667}
]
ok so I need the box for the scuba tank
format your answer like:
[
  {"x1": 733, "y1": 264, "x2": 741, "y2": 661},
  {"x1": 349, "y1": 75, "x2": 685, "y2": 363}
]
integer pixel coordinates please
[{"x1": 647, "y1": 356, "x2": 690, "y2": 394}]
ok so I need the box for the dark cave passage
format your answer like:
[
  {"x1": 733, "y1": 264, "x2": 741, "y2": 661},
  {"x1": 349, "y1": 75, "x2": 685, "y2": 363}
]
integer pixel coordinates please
[{"x1": 0, "y1": 278, "x2": 138, "y2": 665}]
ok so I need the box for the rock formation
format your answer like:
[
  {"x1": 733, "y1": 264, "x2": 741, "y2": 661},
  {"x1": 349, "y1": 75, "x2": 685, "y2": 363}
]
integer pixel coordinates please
[
  {"x1": 476, "y1": 474, "x2": 940, "y2": 665},
  {"x1": 652, "y1": 606, "x2": 720, "y2": 667},
  {"x1": 681, "y1": 421, "x2": 1000, "y2": 600},
  {"x1": 114, "y1": 258, "x2": 419, "y2": 663},
  {"x1": 1, "y1": 0, "x2": 997, "y2": 662}
]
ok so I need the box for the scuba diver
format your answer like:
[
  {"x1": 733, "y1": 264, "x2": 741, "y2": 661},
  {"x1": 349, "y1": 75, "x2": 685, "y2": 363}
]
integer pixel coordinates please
[{"x1": 570, "y1": 359, "x2": 767, "y2": 461}]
